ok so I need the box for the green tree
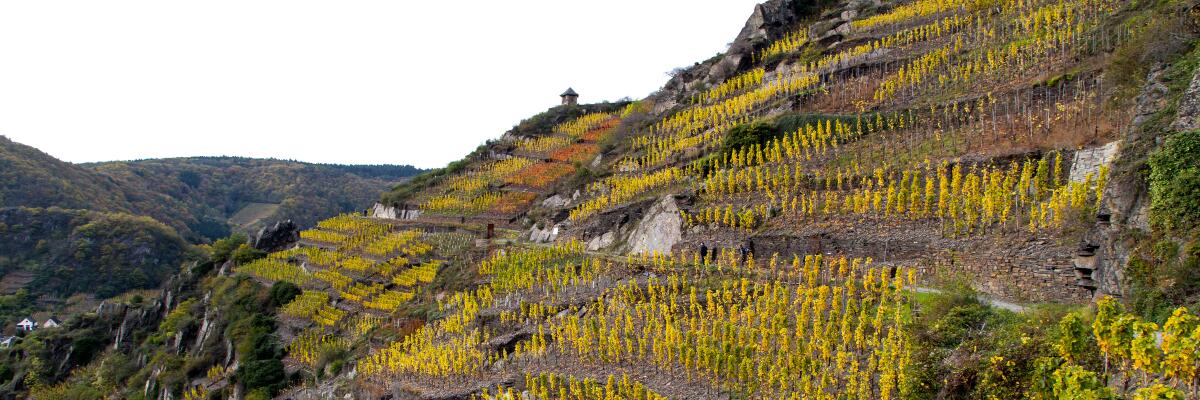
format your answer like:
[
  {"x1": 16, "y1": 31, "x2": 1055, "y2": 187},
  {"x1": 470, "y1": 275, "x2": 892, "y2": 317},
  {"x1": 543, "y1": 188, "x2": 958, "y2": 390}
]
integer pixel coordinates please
[
  {"x1": 211, "y1": 233, "x2": 248, "y2": 264},
  {"x1": 722, "y1": 122, "x2": 780, "y2": 158}
]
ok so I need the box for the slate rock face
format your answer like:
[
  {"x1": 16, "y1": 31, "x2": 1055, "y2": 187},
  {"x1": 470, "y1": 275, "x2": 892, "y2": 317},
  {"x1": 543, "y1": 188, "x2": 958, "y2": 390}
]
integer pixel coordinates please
[
  {"x1": 1172, "y1": 67, "x2": 1200, "y2": 131},
  {"x1": 253, "y1": 219, "x2": 299, "y2": 252},
  {"x1": 627, "y1": 195, "x2": 683, "y2": 255},
  {"x1": 541, "y1": 194, "x2": 570, "y2": 209}
]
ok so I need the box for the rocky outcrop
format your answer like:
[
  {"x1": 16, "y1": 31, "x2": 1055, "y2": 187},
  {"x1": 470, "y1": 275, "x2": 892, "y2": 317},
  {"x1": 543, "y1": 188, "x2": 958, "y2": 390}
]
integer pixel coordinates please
[
  {"x1": 571, "y1": 196, "x2": 685, "y2": 254},
  {"x1": 1133, "y1": 65, "x2": 1172, "y2": 127},
  {"x1": 1077, "y1": 65, "x2": 1195, "y2": 300},
  {"x1": 252, "y1": 220, "x2": 299, "y2": 252},
  {"x1": 1172, "y1": 67, "x2": 1200, "y2": 131},
  {"x1": 1061, "y1": 141, "x2": 1123, "y2": 299},
  {"x1": 656, "y1": 0, "x2": 811, "y2": 99},
  {"x1": 541, "y1": 194, "x2": 571, "y2": 209},
  {"x1": 626, "y1": 196, "x2": 684, "y2": 255},
  {"x1": 1106, "y1": 66, "x2": 1169, "y2": 231},
  {"x1": 528, "y1": 224, "x2": 560, "y2": 243},
  {"x1": 370, "y1": 202, "x2": 421, "y2": 220},
  {"x1": 586, "y1": 231, "x2": 616, "y2": 251}
]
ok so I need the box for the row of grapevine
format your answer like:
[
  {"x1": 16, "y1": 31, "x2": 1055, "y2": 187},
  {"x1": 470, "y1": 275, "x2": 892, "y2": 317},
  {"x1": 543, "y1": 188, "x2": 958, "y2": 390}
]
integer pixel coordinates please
[
  {"x1": 515, "y1": 136, "x2": 573, "y2": 154},
  {"x1": 690, "y1": 153, "x2": 1105, "y2": 236},
  {"x1": 505, "y1": 163, "x2": 575, "y2": 189},
  {"x1": 569, "y1": 167, "x2": 684, "y2": 221},
  {"x1": 476, "y1": 372, "x2": 667, "y2": 400},
  {"x1": 548, "y1": 143, "x2": 600, "y2": 164},
  {"x1": 1042, "y1": 297, "x2": 1200, "y2": 398},
  {"x1": 555, "y1": 113, "x2": 613, "y2": 138},
  {"x1": 756, "y1": 29, "x2": 809, "y2": 63}
]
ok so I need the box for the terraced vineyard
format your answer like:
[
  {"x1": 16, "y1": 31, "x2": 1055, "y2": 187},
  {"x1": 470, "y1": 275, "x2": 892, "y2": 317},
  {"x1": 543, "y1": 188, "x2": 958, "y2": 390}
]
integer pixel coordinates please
[
  {"x1": 235, "y1": 214, "x2": 478, "y2": 380},
  {"x1": 404, "y1": 110, "x2": 626, "y2": 227},
  {"x1": 544, "y1": 0, "x2": 1135, "y2": 304},
  {"x1": 12, "y1": 0, "x2": 1200, "y2": 397},
  {"x1": 242, "y1": 209, "x2": 929, "y2": 399},
  {"x1": 80, "y1": 0, "x2": 1194, "y2": 398}
]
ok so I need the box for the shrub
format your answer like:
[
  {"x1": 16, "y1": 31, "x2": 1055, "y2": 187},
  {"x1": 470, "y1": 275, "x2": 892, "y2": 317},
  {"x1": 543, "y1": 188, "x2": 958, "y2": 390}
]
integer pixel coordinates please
[
  {"x1": 231, "y1": 244, "x2": 267, "y2": 265},
  {"x1": 1051, "y1": 364, "x2": 1113, "y2": 399},
  {"x1": 237, "y1": 359, "x2": 285, "y2": 396},
  {"x1": 268, "y1": 281, "x2": 301, "y2": 308},
  {"x1": 1149, "y1": 130, "x2": 1200, "y2": 234},
  {"x1": 721, "y1": 122, "x2": 780, "y2": 155},
  {"x1": 210, "y1": 233, "x2": 248, "y2": 265},
  {"x1": 244, "y1": 388, "x2": 272, "y2": 400}
]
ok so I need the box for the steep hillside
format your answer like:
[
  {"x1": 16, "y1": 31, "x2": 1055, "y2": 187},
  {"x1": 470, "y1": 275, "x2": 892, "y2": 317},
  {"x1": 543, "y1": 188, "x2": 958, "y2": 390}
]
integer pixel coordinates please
[
  {"x1": 8, "y1": 0, "x2": 1200, "y2": 399},
  {"x1": 0, "y1": 136, "x2": 423, "y2": 240}
]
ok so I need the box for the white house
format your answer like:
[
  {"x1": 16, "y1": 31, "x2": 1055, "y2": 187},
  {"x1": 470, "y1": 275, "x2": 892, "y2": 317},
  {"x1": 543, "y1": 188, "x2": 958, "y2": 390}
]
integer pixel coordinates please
[
  {"x1": 16, "y1": 317, "x2": 36, "y2": 332},
  {"x1": 42, "y1": 317, "x2": 61, "y2": 329}
]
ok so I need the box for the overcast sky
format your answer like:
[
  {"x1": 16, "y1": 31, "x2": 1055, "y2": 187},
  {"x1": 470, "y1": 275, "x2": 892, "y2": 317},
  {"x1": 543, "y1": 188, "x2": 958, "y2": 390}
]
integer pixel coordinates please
[{"x1": 0, "y1": 1, "x2": 761, "y2": 169}]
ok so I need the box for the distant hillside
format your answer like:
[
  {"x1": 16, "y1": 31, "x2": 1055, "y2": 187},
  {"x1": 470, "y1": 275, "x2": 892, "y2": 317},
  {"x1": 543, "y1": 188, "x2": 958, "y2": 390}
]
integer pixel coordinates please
[
  {"x1": 89, "y1": 156, "x2": 422, "y2": 239},
  {"x1": 0, "y1": 136, "x2": 145, "y2": 214},
  {"x1": 0, "y1": 136, "x2": 424, "y2": 240},
  {"x1": 0, "y1": 207, "x2": 195, "y2": 299}
]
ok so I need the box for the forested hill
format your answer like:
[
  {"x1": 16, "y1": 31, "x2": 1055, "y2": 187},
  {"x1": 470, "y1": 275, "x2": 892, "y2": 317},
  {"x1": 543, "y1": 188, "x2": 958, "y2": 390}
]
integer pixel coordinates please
[
  {"x1": 0, "y1": 136, "x2": 138, "y2": 214},
  {"x1": 84, "y1": 156, "x2": 422, "y2": 182},
  {"x1": 0, "y1": 207, "x2": 196, "y2": 299},
  {"x1": 87, "y1": 156, "x2": 422, "y2": 239},
  {"x1": 0, "y1": 136, "x2": 424, "y2": 240}
]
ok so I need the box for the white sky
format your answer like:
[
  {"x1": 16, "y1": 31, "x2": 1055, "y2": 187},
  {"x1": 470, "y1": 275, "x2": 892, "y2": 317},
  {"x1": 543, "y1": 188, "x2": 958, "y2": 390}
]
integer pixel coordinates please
[{"x1": 0, "y1": 1, "x2": 760, "y2": 169}]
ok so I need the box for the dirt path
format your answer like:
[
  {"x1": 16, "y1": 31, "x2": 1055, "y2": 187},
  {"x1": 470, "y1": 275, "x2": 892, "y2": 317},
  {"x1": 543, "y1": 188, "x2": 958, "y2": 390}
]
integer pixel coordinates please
[{"x1": 913, "y1": 286, "x2": 1029, "y2": 313}]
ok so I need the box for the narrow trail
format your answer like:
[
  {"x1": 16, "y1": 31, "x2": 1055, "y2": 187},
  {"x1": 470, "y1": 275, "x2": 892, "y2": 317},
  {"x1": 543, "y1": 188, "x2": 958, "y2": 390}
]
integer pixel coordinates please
[{"x1": 913, "y1": 286, "x2": 1029, "y2": 313}]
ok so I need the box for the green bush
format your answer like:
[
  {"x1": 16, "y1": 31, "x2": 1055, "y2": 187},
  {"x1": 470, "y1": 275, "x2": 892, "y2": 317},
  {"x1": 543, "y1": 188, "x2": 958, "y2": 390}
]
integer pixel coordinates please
[
  {"x1": 721, "y1": 122, "x2": 780, "y2": 156},
  {"x1": 928, "y1": 302, "x2": 993, "y2": 347},
  {"x1": 1128, "y1": 242, "x2": 1200, "y2": 322},
  {"x1": 720, "y1": 114, "x2": 864, "y2": 160},
  {"x1": 1051, "y1": 364, "x2": 1114, "y2": 399},
  {"x1": 230, "y1": 244, "x2": 266, "y2": 265},
  {"x1": 210, "y1": 233, "x2": 248, "y2": 265},
  {"x1": 268, "y1": 281, "x2": 301, "y2": 308},
  {"x1": 244, "y1": 389, "x2": 271, "y2": 400},
  {"x1": 70, "y1": 329, "x2": 105, "y2": 367},
  {"x1": 237, "y1": 359, "x2": 285, "y2": 395},
  {"x1": 1149, "y1": 130, "x2": 1200, "y2": 233},
  {"x1": 919, "y1": 283, "x2": 1000, "y2": 346}
]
